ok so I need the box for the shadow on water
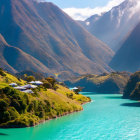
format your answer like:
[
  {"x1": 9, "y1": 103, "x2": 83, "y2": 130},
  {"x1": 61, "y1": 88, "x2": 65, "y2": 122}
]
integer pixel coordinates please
[
  {"x1": 80, "y1": 92, "x2": 97, "y2": 95},
  {"x1": 105, "y1": 96, "x2": 122, "y2": 99},
  {"x1": 121, "y1": 102, "x2": 140, "y2": 107},
  {"x1": 0, "y1": 133, "x2": 9, "y2": 136}
]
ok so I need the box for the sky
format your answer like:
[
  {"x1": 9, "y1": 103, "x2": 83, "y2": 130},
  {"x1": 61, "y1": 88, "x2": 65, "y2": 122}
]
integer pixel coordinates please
[{"x1": 44, "y1": 0, "x2": 125, "y2": 20}]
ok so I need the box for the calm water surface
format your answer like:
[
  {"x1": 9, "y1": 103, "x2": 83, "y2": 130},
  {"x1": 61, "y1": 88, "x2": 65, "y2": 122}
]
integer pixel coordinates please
[{"x1": 1, "y1": 93, "x2": 140, "y2": 140}]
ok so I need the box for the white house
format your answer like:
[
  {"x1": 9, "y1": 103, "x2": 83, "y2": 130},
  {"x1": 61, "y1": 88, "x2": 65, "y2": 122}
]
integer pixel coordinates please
[
  {"x1": 23, "y1": 90, "x2": 34, "y2": 94},
  {"x1": 70, "y1": 87, "x2": 78, "y2": 91},
  {"x1": 9, "y1": 83, "x2": 18, "y2": 87},
  {"x1": 23, "y1": 84, "x2": 37, "y2": 89},
  {"x1": 29, "y1": 81, "x2": 43, "y2": 85},
  {"x1": 14, "y1": 86, "x2": 26, "y2": 91}
]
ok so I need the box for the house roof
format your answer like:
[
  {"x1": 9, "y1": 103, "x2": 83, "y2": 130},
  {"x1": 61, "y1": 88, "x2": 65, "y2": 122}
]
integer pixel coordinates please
[
  {"x1": 70, "y1": 87, "x2": 78, "y2": 90},
  {"x1": 9, "y1": 83, "x2": 17, "y2": 86},
  {"x1": 23, "y1": 84, "x2": 37, "y2": 89},
  {"x1": 29, "y1": 81, "x2": 43, "y2": 85},
  {"x1": 23, "y1": 90, "x2": 34, "y2": 94},
  {"x1": 14, "y1": 86, "x2": 26, "y2": 90}
]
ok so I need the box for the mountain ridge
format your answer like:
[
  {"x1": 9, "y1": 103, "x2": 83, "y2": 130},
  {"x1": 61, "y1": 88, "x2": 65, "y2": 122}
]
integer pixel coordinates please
[
  {"x1": 0, "y1": 34, "x2": 50, "y2": 74},
  {"x1": 109, "y1": 22, "x2": 140, "y2": 72},
  {"x1": 80, "y1": 0, "x2": 140, "y2": 51},
  {"x1": 0, "y1": 0, "x2": 113, "y2": 78}
]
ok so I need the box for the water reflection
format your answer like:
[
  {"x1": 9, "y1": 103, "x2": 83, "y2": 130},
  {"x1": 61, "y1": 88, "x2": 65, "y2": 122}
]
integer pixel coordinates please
[
  {"x1": 121, "y1": 102, "x2": 140, "y2": 107},
  {"x1": 0, "y1": 133, "x2": 9, "y2": 136}
]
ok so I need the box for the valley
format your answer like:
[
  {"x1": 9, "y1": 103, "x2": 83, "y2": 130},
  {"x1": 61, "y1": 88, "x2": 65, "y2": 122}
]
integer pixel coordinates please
[{"x1": 0, "y1": 0, "x2": 140, "y2": 139}]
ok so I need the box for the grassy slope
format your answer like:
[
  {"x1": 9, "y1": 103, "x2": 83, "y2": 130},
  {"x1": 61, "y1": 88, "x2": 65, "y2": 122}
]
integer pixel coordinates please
[
  {"x1": 0, "y1": 72, "x2": 25, "y2": 88},
  {"x1": 56, "y1": 85, "x2": 90, "y2": 104},
  {"x1": 0, "y1": 71, "x2": 90, "y2": 128}
]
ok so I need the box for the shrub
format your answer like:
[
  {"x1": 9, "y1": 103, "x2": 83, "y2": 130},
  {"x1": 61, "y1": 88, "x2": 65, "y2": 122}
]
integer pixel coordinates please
[
  {"x1": 3, "y1": 111, "x2": 11, "y2": 122},
  {"x1": 45, "y1": 77, "x2": 56, "y2": 87},
  {"x1": 66, "y1": 93, "x2": 73, "y2": 99},
  {"x1": 0, "y1": 69, "x2": 6, "y2": 76},
  {"x1": 74, "y1": 88, "x2": 82, "y2": 94},
  {"x1": 11, "y1": 99, "x2": 21, "y2": 112},
  {"x1": 26, "y1": 76, "x2": 35, "y2": 82},
  {"x1": 42, "y1": 78, "x2": 58, "y2": 90},
  {"x1": 53, "y1": 84, "x2": 58, "y2": 90},
  {"x1": 0, "y1": 99, "x2": 9, "y2": 111},
  {"x1": 28, "y1": 102, "x2": 34, "y2": 112},
  {"x1": 3, "y1": 87, "x2": 13, "y2": 95},
  {"x1": 43, "y1": 81, "x2": 52, "y2": 89},
  {"x1": 8, "y1": 107, "x2": 19, "y2": 120}
]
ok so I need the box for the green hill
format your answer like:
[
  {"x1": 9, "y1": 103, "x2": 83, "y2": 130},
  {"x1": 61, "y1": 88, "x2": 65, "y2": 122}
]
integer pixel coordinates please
[
  {"x1": 123, "y1": 71, "x2": 140, "y2": 100},
  {"x1": 0, "y1": 69, "x2": 90, "y2": 128},
  {"x1": 65, "y1": 72, "x2": 130, "y2": 94},
  {"x1": 0, "y1": 69, "x2": 25, "y2": 88}
]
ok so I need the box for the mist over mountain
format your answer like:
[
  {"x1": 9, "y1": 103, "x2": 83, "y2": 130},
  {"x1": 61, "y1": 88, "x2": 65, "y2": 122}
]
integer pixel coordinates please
[
  {"x1": 80, "y1": 0, "x2": 140, "y2": 51},
  {"x1": 0, "y1": 0, "x2": 113, "y2": 78},
  {"x1": 109, "y1": 22, "x2": 140, "y2": 72}
]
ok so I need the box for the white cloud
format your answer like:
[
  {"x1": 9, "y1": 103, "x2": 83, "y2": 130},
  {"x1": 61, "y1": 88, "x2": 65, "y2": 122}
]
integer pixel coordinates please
[
  {"x1": 129, "y1": 0, "x2": 140, "y2": 19},
  {"x1": 63, "y1": 0, "x2": 125, "y2": 21}
]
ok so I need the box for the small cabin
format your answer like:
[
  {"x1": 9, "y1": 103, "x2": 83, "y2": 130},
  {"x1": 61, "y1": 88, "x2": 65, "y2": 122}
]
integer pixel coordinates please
[
  {"x1": 70, "y1": 87, "x2": 78, "y2": 91},
  {"x1": 9, "y1": 83, "x2": 18, "y2": 87},
  {"x1": 23, "y1": 84, "x2": 37, "y2": 89},
  {"x1": 23, "y1": 90, "x2": 34, "y2": 94},
  {"x1": 29, "y1": 81, "x2": 43, "y2": 86},
  {"x1": 14, "y1": 86, "x2": 26, "y2": 91}
]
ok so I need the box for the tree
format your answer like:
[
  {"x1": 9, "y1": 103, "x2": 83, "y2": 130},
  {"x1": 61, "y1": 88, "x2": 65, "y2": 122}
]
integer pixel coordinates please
[
  {"x1": 0, "y1": 99, "x2": 9, "y2": 111},
  {"x1": 0, "y1": 68, "x2": 6, "y2": 76},
  {"x1": 66, "y1": 93, "x2": 73, "y2": 99},
  {"x1": 43, "y1": 81, "x2": 52, "y2": 89},
  {"x1": 74, "y1": 87, "x2": 83, "y2": 94},
  {"x1": 45, "y1": 77, "x2": 56, "y2": 87},
  {"x1": 3, "y1": 111, "x2": 11, "y2": 122},
  {"x1": 26, "y1": 76, "x2": 35, "y2": 82},
  {"x1": 43, "y1": 77, "x2": 58, "y2": 90}
]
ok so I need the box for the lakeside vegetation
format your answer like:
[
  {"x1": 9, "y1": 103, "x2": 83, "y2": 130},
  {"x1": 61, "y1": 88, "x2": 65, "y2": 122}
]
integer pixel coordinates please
[
  {"x1": 123, "y1": 71, "x2": 140, "y2": 100},
  {"x1": 0, "y1": 69, "x2": 91, "y2": 128}
]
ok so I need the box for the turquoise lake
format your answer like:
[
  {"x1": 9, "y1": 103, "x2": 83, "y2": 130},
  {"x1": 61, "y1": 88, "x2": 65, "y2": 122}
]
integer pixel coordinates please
[{"x1": 1, "y1": 93, "x2": 140, "y2": 140}]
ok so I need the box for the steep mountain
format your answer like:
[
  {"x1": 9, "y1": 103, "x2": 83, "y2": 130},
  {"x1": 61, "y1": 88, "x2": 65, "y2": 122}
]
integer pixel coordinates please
[
  {"x1": 81, "y1": 0, "x2": 140, "y2": 51},
  {"x1": 109, "y1": 23, "x2": 140, "y2": 72},
  {"x1": 64, "y1": 72, "x2": 130, "y2": 93},
  {"x1": 0, "y1": 0, "x2": 113, "y2": 78},
  {"x1": 0, "y1": 34, "x2": 50, "y2": 74}
]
